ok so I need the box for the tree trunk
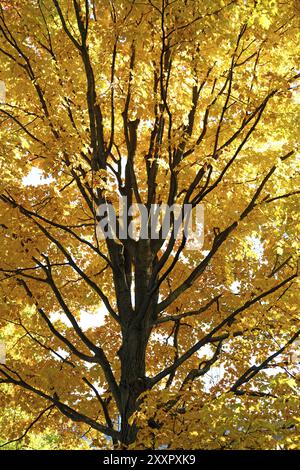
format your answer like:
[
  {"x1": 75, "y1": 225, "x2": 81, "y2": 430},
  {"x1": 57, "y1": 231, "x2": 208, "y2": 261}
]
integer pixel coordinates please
[{"x1": 116, "y1": 239, "x2": 158, "y2": 445}]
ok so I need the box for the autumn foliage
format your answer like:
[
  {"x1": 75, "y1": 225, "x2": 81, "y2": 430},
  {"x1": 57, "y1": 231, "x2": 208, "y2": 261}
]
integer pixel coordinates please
[{"x1": 0, "y1": 0, "x2": 299, "y2": 450}]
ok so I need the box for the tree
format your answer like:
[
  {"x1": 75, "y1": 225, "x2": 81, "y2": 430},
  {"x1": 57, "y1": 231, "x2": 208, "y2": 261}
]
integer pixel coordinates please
[{"x1": 0, "y1": 0, "x2": 299, "y2": 450}]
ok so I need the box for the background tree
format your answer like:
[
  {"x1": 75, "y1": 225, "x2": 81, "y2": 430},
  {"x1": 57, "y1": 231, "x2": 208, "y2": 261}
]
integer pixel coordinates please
[{"x1": 0, "y1": 0, "x2": 299, "y2": 449}]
